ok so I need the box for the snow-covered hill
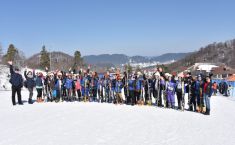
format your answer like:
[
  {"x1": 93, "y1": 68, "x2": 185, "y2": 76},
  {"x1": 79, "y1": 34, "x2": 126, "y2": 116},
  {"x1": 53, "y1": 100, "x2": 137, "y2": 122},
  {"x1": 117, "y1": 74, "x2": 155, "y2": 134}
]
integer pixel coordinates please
[{"x1": 0, "y1": 90, "x2": 235, "y2": 145}]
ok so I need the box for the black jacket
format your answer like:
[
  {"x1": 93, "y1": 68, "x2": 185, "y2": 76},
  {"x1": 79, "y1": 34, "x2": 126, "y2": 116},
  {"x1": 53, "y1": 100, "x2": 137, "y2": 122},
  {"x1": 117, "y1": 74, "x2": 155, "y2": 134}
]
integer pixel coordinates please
[
  {"x1": 24, "y1": 70, "x2": 36, "y2": 88},
  {"x1": 9, "y1": 65, "x2": 23, "y2": 88}
]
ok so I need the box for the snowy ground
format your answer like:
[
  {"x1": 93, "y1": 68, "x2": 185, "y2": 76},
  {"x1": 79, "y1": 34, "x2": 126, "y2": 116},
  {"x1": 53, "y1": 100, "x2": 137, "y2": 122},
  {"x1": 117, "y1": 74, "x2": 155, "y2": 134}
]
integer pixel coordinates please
[{"x1": 0, "y1": 90, "x2": 235, "y2": 145}]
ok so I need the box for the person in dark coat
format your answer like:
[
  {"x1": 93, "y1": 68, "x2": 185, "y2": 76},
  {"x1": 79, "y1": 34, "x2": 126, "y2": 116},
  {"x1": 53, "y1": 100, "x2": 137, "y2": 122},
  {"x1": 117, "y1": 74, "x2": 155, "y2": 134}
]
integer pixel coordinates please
[
  {"x1": 203, "y1": 76, "x2": 213, "y2": 115},
  {"x1": 24, "y1": 68, "x2": 36, "y2": 104},
  {"x1": 8, "y1": 61, "x2": 23, "y2": 105}
]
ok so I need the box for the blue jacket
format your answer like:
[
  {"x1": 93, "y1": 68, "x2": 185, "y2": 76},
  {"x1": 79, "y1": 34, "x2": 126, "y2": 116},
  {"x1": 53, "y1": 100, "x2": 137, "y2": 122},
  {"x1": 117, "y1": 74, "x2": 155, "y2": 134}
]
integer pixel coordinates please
[
  {"x1": 9, "y1": 65, "x2": 23, "y2": 88},
  {"x1": 115, "y1": 81, "x2": 123, "y2": 93},
  {"x1": 167, "y1": 81, "x2": 176, "y2": 93},
  {"x1": 135, "y1": 79, "x2": 142, "y2": 91},
  {"x1": 65, "y1": 78, "x2": 73, "y2": 89},
  {"x1": 91, "y1": 78, "x2": 98, "y2": 89}
]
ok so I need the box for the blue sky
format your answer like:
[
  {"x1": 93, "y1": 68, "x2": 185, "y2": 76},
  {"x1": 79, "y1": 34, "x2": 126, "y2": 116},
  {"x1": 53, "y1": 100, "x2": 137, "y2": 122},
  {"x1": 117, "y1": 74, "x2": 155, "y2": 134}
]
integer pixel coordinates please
[{"x1": 0, "y1": 0, "x2": 235, "y2": 57}]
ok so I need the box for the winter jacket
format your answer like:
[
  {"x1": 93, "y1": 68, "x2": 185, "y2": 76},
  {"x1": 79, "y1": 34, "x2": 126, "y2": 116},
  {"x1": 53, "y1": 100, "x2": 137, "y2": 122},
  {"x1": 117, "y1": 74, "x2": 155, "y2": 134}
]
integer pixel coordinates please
[
  {"x1": 135, "y1": 79, "x2": 142, "y2": 91},
  {"x1": 111, "y1": 79, "x2": 116, "y2": 91},
  {"x1": 24, "y1": 70, "x2": 36, "y2": 88},
  {"x1": 35, "y1": 77, "x2": 44, "y2": 89},
  {"x1": 194, "y1": 81, "x2": 200, "y2": 95},
  {"x1": 204, "y1": 82, "x2": 213, "y2": 97},
  {"x1": 176, "y1": 81, "x2": 185, "y2": 94},
  {"x1": 128, "y1": 80, "x2": 135, "y2": 91},
  {"x1": 65, "y1": 78, "x2": 73, "y2": 89},
  {"x1": 9, "y1": 65, "x2": 23, "y2": 88},
  {"x1": 152, "y1": 79, "x2": 160, "y2": 91},
  {"x1": 75, "y1": 79, "x2": 81, "y2": 90},
  {"x1": 115, "y1": 80, "x2": 123, "y2": 93},
  {"x1": 166, "y1": 81, "x2": 176, "y2": 93},
  {"x1": 48, "y1": 77, "x2": 55, "y2": 90},
  {"x1": 91, "y1": 78, "x2": 99, "y2": 89}
]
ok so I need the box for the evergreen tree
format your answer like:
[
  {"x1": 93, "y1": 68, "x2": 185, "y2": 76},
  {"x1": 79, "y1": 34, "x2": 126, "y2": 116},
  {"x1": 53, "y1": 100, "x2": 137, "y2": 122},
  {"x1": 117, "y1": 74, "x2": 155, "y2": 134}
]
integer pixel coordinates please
[
  {"x1": 4, "y1": 44, "x2": 17, "y2": 62},
  {"x1": 124, "y1": 63, "x2": 132, "y2": 74},
  {"x1": 40, "y1": 45, "x2": 50, "y2": 69},
  {"x1": 73, "y1": 50, "x2": 83, "y2": 69}
]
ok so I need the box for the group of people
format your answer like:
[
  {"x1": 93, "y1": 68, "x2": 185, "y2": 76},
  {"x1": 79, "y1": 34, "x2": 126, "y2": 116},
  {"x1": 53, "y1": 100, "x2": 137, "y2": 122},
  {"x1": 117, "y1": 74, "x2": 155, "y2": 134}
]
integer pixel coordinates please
[{"x1": 8, "y1": 61, "x2": 214, "y2": 115}]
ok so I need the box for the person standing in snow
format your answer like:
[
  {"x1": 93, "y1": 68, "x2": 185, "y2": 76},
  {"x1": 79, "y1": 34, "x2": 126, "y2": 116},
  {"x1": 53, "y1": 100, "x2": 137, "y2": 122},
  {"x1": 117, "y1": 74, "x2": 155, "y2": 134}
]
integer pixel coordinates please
[
  {"x1": 110, "y1": 75, "x2": 116, "y2": 103},
  {"x1": 135, "y1": 72, "x2": 143, "y2": 105},
  {"x1": 128, "y1": 74, "x2": 135, "y2": 105},
  {"x1": 24, "y1": 67, "x2": 36, "y2": 104},
  {"x1": 175, "y1": 76, "x2": 185, "y2": 110},
  {"x1": 54, "y1": 71, "x2": 63, "y2": 102},
  {"x1": 152, "y1": 72, "x2": 161, "y2": 106},
  {"x1": 65, "y1": 74, "x2": 73, "y2": 101},
  {"x1": 104, "y1": 73, "x2": 111, "y2": 103},
  {"x1": 194, "y1": 75, "x2": 201, "y2": 111},
  {"x1": 75, "y1": 74, "x2": 82, "y2": 101},
  {"x1": 160, "y1": 76, "x2": 166, "y2": 107},
  {"x1": 91, "y1": 72, "x2": 99, "y2": 102},
  {"x1": 35, "y1": 72, "x2": 44, "y2": 103},
  {"x1": 143, "y1": 73, "x2": 150, "y2": 105},
  {"x1": 8, "y1": 61, "x2": 23, "y2": 105},
  {"x1": 189, "y1": 77, "x2": 197, "y2": 111},
  {"x1": 97, "y1": 77, "x2": 104, "y2": 103},
  {"x1": 203, "y1": 76, "x2": 213, "y2": 115},
  {"x1": 166, "y1": 75, "x2": 176, "y2": 109},
  {"x1": 122, "y1": 72, "x2": 128, "y2": 104},
  {"x1": 115, "y1": 74, "x2": 124, "y2": 104}
]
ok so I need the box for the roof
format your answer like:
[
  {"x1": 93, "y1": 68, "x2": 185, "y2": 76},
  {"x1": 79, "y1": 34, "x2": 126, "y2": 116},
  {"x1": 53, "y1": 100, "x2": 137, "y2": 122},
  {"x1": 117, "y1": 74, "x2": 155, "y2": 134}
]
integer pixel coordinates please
[
  {"x1": 212, "y1": 66, "x2": 235, "y2": 75},
  {"x1": 196, "y1": 64, "x2": 218, "y2": 72},
  {"x1": 227, "y1": 74, "x2": 235, "y2": 81}
]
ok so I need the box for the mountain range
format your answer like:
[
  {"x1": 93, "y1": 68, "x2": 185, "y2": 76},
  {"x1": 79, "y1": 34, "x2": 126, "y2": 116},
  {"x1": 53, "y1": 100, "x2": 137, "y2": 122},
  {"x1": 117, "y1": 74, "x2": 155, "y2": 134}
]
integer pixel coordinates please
[
  {"x1": 25, "y1": 52, "x2": 190, "y2": 69},
  {"x1": 83, "y1": 53, "x2": 190, "y2": 66}
]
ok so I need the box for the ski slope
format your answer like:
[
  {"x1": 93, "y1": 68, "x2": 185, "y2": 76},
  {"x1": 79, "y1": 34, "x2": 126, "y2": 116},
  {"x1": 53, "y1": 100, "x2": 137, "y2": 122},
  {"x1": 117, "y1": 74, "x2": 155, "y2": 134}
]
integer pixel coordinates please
[{"x1": 0, "y1": 91, "x2": 235, "y2": 145}]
